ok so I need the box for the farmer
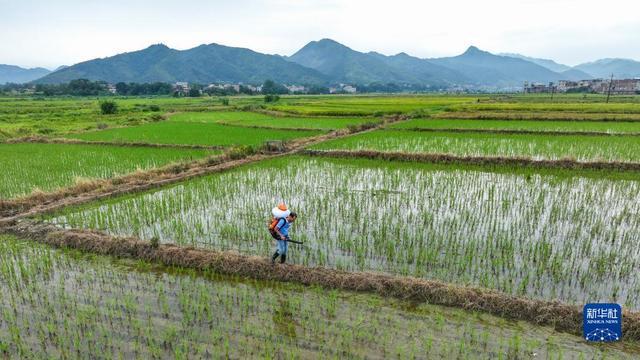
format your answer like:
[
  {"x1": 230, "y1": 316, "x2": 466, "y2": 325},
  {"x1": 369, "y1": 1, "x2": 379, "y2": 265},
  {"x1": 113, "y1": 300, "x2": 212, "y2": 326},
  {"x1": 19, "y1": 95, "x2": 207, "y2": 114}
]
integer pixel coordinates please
[{"x1": 271, "y1": 212, "x2": 297, "y2": 264}]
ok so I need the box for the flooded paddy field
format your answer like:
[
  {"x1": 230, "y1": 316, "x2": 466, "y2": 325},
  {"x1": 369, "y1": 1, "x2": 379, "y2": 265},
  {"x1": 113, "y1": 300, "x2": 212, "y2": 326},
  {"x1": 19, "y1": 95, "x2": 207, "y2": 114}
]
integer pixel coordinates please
[
  {"x1": 46, "y1": 155, "x2": 640, "y2": 309},
  {"x1": 1, "y1": 234, "x2": 637, "y2": 359},
  {"x1": 310, "y1": 130, "x2": 640, "y2": 163}
]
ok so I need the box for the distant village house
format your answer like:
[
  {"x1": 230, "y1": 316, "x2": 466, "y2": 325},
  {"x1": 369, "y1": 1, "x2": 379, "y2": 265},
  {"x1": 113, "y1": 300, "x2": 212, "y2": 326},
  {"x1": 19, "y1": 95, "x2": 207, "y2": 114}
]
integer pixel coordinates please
[{"x1": 525, "y1": 78, "x2": 640, "y2": 95}]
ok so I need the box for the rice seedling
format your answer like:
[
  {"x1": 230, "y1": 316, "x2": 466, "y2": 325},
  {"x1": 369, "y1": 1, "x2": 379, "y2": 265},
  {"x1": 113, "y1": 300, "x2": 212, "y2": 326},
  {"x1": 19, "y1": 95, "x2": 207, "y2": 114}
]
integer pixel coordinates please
[
  {"x1": 435, "y1": 111, "x2": 640, "y2": 122},
  {"x1": 169, "y1": 111, "x2": 382, "y2": 130},
  {"x1": 448, "y1": 102, "x2": 640, "y2": 114},
  {"x1": 64, "y1": 121, "x2": 323, "y2": 147},
  {"x1": 0, "y1": 234, "x2": 634, "y2": 358},
  {"x1": 390, "y1": 118, "x2": 640, "y2": 134},
  {"x1": 47, "y1": 156, "x2": 640, "y2": 308},
  {"x1": 264, "y1": 94, "x2": 476, "y2": 116},
  {"x1": 0, "y1": 143, "x2": 217, "y2": 199},
  {"x1": 310, "y1": 130, "x2": 640, "y2": 163}
]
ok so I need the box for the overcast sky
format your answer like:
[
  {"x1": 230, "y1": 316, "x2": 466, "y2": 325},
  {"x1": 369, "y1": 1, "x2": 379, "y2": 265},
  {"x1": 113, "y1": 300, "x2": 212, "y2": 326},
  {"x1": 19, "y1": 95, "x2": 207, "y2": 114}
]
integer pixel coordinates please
[{"x1": 1, "y1": 0, "x2": 639, "y2": 69}]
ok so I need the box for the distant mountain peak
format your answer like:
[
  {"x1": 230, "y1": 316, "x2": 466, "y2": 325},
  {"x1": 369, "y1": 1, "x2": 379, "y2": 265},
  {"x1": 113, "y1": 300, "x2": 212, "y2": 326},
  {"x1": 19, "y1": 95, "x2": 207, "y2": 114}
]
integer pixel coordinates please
[
  {"x1": 316, "y1": 38, "x2": 342, "y2": 45},
  {"x1": 34, "y1": 42, "x2": 328, "y2": 85},
  {"x1": 463, "y1": 46, "x2": 483, "y2": 55},
  {"x1": 147, "y1": 43, "x2": 169, "y2": 49},
  {"x1": 301, "y1": 38, "x2": 352, "y2": 53}
]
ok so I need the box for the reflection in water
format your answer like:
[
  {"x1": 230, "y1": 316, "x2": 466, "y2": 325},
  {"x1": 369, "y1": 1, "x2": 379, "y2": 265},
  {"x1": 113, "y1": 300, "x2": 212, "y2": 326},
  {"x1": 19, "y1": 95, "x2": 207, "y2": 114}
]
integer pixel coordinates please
[{"x1": 272, "y1": 293, "x2": 298, "y2": 339}]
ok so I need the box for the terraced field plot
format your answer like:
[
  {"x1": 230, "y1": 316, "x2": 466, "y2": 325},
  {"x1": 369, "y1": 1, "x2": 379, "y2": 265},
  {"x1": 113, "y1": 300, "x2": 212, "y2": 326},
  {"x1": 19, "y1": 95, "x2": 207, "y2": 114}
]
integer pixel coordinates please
[
  {"x1": 448, "y1": 101, "x2": 640, "y2": 113},
  {"x1": 65, "y1": 120, "x2": 323, "y2": 147},
  {"x1": 5, "y1": 94, "x2": 640, "y2": 356},
  {"x1": 0, "y1": 143, "x2": 216, "y2": 199},
  {"x1": 170, "y1": 111, "x2": 381, "y2": 130},
  {"x1": 265, "y1": 95, "x2": 477, "y2": 115},
  {"x1": 3, "y1": 234, "x2": 635, "y2": 358},
  {"x1": 311, "y1": 129, "x2": 640, "y2": 162},
  {"x1": 436, "y1": 111, "x2": 640, "y2": 121},
  {"x1": 47, "y1": 156, "x2": 640, "y2": 308},
  {"x1": 0, "y1": 97, "x2": 228, "y2": 139},
  {"x1": 390, "y1": 118, "x2": 640, "y2": 134}
]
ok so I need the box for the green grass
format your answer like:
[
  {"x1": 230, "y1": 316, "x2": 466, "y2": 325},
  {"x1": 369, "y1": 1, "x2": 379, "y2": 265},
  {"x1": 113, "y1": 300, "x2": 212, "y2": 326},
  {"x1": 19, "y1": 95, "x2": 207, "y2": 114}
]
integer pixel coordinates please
[
  {"x1": 170, "y1": 111, "x2": 381, "y2": 130},
  {"x1": 47, "y1": 155, "x2": 640, "y2": 308},
  {"x1": 0, "y1": 143, "x2": 216, "y2": 199},
  {"x1": 65, "y1": 120, "x2": 323, "y2": 147},
  {"x1": 0, "y1": 96, "x2": 231, "y2": 139},
  {"x1": 390, "y1": 118, "x2": 640, "y2": 133},
  {"x1": 2, "y1": 234, "x2": 631, "y2": 358},
  {"x1": 311, "y1": 129, "x2": 640, "y2": 162}
]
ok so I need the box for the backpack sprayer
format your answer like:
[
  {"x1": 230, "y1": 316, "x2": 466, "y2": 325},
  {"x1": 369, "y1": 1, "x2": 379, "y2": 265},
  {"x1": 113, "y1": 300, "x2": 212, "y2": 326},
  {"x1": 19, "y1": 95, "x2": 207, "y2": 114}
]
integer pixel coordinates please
[{"x1": 268, "y1": 203, "x2": 303, "y2": 245}]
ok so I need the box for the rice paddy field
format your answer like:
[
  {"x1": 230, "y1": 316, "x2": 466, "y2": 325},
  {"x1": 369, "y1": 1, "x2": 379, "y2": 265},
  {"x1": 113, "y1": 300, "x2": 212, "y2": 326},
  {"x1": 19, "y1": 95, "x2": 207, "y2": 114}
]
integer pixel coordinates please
[
  {"x1": 311, "y1": 130, "x2": 640, "y2": 162},
  {"x1": 47, "y1": 156, "x2": 640, "y2": 309},
  {"x1": 170, "y1": 111, "x2": 381, "y2": 130},
  {"x1": 0, "y1": 97, "x2": 229, "y2": 139},
  {"x1": 3, "y1": 93, "x2": 640, "y2": 357},
  {"x1": 0, "y1": 142, "x2": 216, "y2": 199},
  {"x1": 390, "y1": 118, "x2": 640, "y2": 134},
  {"x1": 264, "y1": 95, "x2": 478, "y2": 116},
  {"x1": 3, "y1": 234, "x2": 636, "y2": 358},
  {"x1": 64, "y1": 119, "x2": 323, "y2": 147}
]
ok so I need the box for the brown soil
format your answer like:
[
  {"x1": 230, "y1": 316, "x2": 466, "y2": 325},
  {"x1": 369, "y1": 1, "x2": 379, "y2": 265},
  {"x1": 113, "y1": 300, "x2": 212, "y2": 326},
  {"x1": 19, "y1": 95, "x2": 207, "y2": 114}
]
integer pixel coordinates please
[{"x1": 2, "y1": 219, "x2": 638, "y2": 342}]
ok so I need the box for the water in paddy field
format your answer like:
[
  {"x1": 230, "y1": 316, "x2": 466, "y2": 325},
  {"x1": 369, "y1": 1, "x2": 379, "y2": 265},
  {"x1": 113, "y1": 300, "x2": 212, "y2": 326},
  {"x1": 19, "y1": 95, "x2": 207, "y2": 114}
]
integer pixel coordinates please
[
  {"x1": 49, "y1": 156, "x2": 640, "y2": 309},
  {"x1": 1, "y1": 235, "x2": 638, "y2": 358}
]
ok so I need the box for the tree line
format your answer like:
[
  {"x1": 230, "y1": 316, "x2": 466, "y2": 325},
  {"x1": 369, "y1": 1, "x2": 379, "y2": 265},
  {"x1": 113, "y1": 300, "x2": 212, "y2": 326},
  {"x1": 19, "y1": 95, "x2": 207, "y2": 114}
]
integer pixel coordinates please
[{"x1": 1, "y1": 78, "x2": 444, "y2": 96}]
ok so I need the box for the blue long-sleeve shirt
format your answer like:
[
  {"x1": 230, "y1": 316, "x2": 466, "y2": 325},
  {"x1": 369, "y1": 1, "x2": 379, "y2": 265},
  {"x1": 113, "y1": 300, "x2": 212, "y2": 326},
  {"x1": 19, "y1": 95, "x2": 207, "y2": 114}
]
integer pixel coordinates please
[{"x1": 275, "y1": 218, "x2": 291, "y2": 237}]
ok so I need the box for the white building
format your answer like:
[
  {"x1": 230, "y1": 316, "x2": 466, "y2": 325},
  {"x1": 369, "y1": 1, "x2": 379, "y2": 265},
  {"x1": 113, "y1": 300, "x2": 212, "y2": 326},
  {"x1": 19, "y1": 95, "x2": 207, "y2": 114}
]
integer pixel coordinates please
[
  {"x1": 342, "y1": 85, "x2": 357, "y2": 94},
  {"x1": 285, "y1": 84, "x2": 306, "y2": 93}
]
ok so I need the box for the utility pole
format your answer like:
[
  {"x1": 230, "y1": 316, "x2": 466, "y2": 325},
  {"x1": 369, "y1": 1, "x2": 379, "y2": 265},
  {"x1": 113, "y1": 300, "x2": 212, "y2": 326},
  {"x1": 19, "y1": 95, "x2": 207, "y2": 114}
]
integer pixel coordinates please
[
  {"x1": 550, "y1": 82, "x2": 555, "y2": 101},
  {"x1": 606, "y1": 73, "x2": 614, "y2": 103}
]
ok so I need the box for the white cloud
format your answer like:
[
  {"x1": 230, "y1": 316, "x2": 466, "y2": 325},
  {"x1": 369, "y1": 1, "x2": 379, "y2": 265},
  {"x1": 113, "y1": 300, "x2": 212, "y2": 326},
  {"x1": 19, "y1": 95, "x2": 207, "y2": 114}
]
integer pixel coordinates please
[{"x1": 0, "y1": 0, "x2": 638, "y2": 68}]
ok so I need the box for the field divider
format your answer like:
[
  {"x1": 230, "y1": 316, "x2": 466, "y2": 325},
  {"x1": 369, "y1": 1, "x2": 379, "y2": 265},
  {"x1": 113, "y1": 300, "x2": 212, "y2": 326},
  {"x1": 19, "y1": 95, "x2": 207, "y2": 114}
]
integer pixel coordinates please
[
  {"x1": 4, "y1": 136, "x2": 227, "y2": 151},
  {"x1": 386, "y1": 127, "x2": 640, "y2": 136},
  {"x1": 0, "y1": 116, "x2": 405, "y2": 220},
  {"x1": 302, "y1": 149, "x2": 640, "y2": 172},
  {"x1": 434, "y1": 113, "x2": 640, "y2": 122},
  {"x1": 1, "y1": 219, "x2": 639, "y2": 342}
]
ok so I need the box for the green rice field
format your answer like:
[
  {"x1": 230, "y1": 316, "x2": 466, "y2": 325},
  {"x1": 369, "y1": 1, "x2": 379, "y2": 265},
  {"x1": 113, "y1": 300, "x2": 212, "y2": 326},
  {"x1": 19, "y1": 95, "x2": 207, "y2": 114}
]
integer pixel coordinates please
[
  {"x1": 170, "y1": 111, "x2": 381, "y2": 130},
  {"x1": 0, "y1": 97, "x2": 229, "y2": 139},
  {"x1": 448, "y1": 101, "x2": 640, "y2": 113},
  {"x1": 311, "y1": 129, "x2": 640, "y2": 162},
  {"x1": 0, "y1": 143, "x2": 216, "y2": 199},
  {"x1": 265, "y1": 95, "x2": 477, "y2": 115},
  {"x1": 47, "y1": 156, "x2": 640, "y2": 309},
  {"x1": 390, "y1": 118, "x2": 640, "y2": 134},
  {"x1": 2, "y1": 234, "x2": 634, "y2": 358},
  {"x1": 65, "y1": 120, "x2": 322, "y2": 147},
  {"x1": 4, "y1": 94, "x2": 640, "y2": 355}
]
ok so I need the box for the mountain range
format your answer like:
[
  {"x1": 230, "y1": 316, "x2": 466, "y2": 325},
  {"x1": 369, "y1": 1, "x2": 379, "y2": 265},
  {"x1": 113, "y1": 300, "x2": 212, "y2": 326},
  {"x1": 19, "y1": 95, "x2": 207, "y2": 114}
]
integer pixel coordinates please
[
  {"x1": 0, "y1": 64, "x2": 51, "y2": 84},
  {"x1": 4, "y1": 39, "x2": 639, "y2": 89}
]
